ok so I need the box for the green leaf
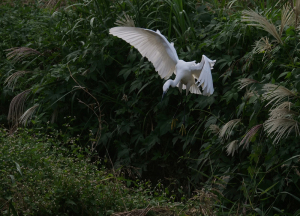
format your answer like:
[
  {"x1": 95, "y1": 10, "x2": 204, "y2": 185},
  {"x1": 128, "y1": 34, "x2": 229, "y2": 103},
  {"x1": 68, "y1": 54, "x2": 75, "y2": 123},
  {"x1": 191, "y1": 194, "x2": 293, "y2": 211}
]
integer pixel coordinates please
[
  {"x1": 280, "y1": 192, "x2": 300, "y2": 202},
  {"x1": 260, "y1": 181, "x2": 278, "y2": 196},
  {"x1": 9, "y1": 200, "x2": 18, "y2": 216},
  {"x1": 14, "y1": 161, "x2": 22, "y2": 176},
  {"x1": 66, "y1": 199, "x2": 77, "y2": 205},
  {"x1": 8, "y1": 175, "x2": 15, "y2": 186}
]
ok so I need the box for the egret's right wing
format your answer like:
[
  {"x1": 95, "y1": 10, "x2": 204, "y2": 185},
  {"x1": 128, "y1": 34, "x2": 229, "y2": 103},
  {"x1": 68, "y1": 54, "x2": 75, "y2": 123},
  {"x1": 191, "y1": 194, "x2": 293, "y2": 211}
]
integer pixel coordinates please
[
  {"x1": 191, "y1": 55, "x2": 216, "y2": 96},
  {"x1": 109, "y1": 27, "x2": 179, "y2": 79}
]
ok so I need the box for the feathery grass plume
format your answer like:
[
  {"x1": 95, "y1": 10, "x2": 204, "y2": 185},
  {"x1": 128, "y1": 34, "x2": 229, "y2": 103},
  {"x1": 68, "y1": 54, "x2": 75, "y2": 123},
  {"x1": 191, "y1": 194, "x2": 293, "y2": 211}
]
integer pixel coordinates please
[
  {"x1": 238, "y1": 78, "x2": 259, "y2": 90},
  {"x1": 273, "y1": 101, "x2": 292, "y2": 110},
  {"x1": 7, "y1": 89, "x2": 31, "y2": 126},
  {"x1": 264, "y1": 118, "x2": 300, "y2": 144},
  {"x1": 209, "y1": 124, "x2": 220, "y2": 134},
  {"x1": 240, "y1": 124, "x2": 263, "y2": 149},
  {"x1": 252, "y1": 37, "x2": 273, "y2": 59},
  {"x1": 226, "y1": 140, "x2": 239, "y2": 156},
  {"x1": 280, "y1": 4, "x2": 294, "y2": 36},
  {"x1": 242, "y1": 10, "x2": 283, "y2": 44},
  {"x1": 244, "y1": 89, "x2": 258, "y2": 100},
  {"x1": 262, "y1": 84, "x2": 297, "y2": 107},
  {"x1": 269, "y1": 105, "x2": 298, "y2": 120},
  {"x1": 19, "y1": 104, "x2": 39, "y2": 126},
  {"x1": 294, "y1": 0, "x2": 300, "y2": 27},
  {"x1": 5, "y1": 47, "x2": 41, "y2": 63},
  {"x1": 115, "y1": 12, "x2": 135, "y2": 27},
  {"x1": 219, "y1": 119, "x2": 241, "y2": 140},
  {"x1": 4, "y1": 71, "x2": 32, "y2": 90}
]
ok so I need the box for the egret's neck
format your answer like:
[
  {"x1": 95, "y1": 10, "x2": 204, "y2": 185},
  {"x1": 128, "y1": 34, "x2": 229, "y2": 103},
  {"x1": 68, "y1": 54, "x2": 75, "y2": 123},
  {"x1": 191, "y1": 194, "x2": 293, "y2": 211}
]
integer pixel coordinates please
[
  {"x1": 169, "y1": 79, "x2": 180, "y2": 87},
  {"x1": 163, "y1": 79, "x2": 180, "y2": 92}
]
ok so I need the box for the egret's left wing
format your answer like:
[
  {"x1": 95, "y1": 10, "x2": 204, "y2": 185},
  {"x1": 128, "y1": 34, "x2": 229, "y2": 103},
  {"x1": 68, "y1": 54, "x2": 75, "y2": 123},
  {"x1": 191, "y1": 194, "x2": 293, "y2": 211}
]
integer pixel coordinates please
[
  {"x1": 109, "y1": 27, "x2": 179, "y2": 80},
  {"x1": 191, "y1": 55, "x2": 216, "y2": 96}
]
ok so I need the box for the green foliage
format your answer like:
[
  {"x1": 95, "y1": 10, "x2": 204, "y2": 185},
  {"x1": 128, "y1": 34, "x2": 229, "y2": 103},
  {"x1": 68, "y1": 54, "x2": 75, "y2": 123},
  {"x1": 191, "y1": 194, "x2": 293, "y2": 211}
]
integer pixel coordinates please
[
  {"x1": 1, "y1": 0, "x2": 300, "y2": 214},
  {"x1": 0, "y1": 126, "x2": 184, "y2": 215}
]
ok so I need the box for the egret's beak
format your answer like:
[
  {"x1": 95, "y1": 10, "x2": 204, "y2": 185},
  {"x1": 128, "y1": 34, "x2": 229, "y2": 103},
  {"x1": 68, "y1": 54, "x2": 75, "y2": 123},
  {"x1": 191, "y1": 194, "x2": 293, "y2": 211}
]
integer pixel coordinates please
[{"x1": 161, "y1": 91, "x2": 167, "y2": 101}]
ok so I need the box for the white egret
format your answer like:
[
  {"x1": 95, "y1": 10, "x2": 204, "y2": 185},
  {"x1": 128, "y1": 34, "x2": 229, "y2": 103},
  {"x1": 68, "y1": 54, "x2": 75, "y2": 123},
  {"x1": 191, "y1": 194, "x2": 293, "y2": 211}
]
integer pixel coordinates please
[
  {"x1": 109, "y1": 27, "x2": 216, "y2": 98},
  {"x1": 109, "y1": 27, "x2": 216, "y2": 133}
]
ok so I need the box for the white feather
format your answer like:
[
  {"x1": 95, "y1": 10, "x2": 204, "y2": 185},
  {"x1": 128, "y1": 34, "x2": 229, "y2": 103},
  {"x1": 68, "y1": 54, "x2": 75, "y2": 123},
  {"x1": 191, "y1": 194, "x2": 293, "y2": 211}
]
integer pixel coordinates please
[
  {"x1": 192, "y1": 55, "x2": 216, "y2": 96},
  {"x1": 110, "y1": 27, "x2": 179, "y2": 79}
]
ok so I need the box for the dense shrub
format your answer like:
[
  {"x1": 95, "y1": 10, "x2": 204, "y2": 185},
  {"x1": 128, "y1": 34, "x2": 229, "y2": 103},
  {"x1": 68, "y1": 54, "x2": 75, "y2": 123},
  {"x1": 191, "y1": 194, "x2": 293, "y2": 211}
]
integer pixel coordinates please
[
  {"x1": 0, "y1": 127, "x2": 174, "y2": 215},
  {"x1": 1, "y1": 0, "x2": 300, "y2": 214}
]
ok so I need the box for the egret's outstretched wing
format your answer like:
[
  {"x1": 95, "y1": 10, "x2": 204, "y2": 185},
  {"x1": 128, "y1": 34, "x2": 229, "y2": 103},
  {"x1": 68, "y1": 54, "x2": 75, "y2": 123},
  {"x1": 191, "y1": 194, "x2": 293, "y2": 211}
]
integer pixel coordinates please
[
  {"x1": 191, "y1": 55, "x2": 216, "y2": 96},
  {"x1": 109, "y1": 27, "x2": 179, "y2": 79}
]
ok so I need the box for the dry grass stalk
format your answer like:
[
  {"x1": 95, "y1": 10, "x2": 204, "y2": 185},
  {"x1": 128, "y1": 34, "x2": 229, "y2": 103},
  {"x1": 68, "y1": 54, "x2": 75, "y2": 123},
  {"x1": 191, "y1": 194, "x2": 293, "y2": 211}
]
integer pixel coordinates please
[
  {"x1": 262, "y1": 84, "x2": 297, "y2": 107},
  {"x1": 187, "y1": 188, "x2": 219, "y2": 216},
  {"x1": 264, "y1": 118, "x2": 300, "y2": 144},
  {"x1": 68, "y1": 66, "x2": 102, "y2": 152},
  {"x1": 7, "y1": 89, "x2": 31, "y2": 127},
  {"x1": 238, "y1": 78, "x2": 259, "y2": 90},
  {"x1": 226, "y1": 140, "x2": 239, "y2": 156},
  {"x1": 115, "y1": 12, "x2": 135, "y2": 27},
  {"x1": 209, "y1": 124, "x2": 220, "y2": 134},
  {"x1": 4, "y1": 71, "x2": 32, "y2": 90},
  {"x1": 5, "y1": 47, "x2": 41, "y2": 63},
  {"x1": 240, "y1": 124, "x2": 263, "y2": 149},
  {"x1": 242, "y1": 10, "x2": 283, "y2": 44},
  {"x1": 219, "y1": 119, "x2": 241, "y2": 140},
  {"x1": 19, "y1": 104, "x2": 39, "y2": 126}
]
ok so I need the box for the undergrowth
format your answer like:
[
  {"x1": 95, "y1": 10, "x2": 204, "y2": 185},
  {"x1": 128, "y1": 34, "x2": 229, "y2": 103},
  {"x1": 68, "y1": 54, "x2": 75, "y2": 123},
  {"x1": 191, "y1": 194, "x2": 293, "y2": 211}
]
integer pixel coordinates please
[
  {"x1": 0, "y1": 126, "x2": 171, "y2": 215},
  {"x1": 0, "y1": 126, "x2": 220, "y2": 215}
]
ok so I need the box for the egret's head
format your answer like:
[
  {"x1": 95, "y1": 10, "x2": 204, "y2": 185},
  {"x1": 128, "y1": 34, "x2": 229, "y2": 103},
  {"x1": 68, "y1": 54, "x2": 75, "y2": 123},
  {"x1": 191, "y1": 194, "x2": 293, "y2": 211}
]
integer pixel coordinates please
[{"x1": 162, "y1": 80, "x2": 172, "y2": 101}]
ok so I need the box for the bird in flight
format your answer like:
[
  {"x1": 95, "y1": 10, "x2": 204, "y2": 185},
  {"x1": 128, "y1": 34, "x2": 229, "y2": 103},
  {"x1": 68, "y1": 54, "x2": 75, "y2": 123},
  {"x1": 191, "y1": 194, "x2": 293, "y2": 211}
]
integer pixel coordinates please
[
  {"x1": 109, "y1": 26, "x2": 216, "y2": 134},
  {"x1": 109, "y1": 27, "x2": 216, "y2": 100}
]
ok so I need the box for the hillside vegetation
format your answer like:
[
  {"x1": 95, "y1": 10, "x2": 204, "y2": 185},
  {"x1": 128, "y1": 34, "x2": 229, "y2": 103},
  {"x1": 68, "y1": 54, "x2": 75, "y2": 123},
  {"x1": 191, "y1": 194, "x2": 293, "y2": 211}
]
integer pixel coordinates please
[{"x1": 1, "y1": 0, "x2": 300, "y2": 215}]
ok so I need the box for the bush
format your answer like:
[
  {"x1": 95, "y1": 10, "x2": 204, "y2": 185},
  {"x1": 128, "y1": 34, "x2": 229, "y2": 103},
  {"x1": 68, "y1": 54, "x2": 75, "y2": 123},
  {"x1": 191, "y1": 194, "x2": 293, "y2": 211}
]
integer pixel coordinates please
[
  {"x1": 2, "y1": 0, "x2": 300, "y2": 215},
  {"x1": 0, "y1": 127, "x2": 176, "y2": 215}
]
